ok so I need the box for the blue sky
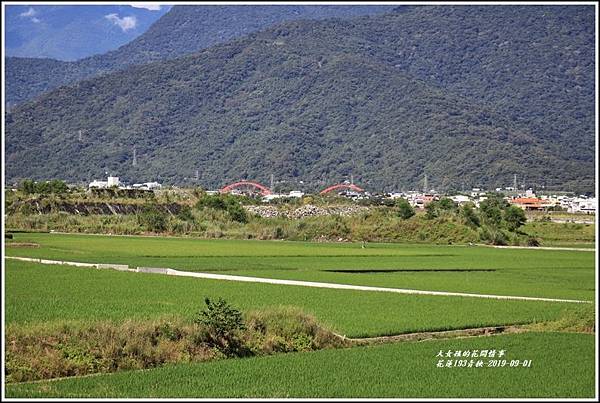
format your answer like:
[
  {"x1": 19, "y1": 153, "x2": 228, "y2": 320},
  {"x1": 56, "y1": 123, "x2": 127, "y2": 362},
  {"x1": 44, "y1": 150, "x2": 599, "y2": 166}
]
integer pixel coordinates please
[{"x1": 5, "y1": 4, "x2": 172, "y2": 60}]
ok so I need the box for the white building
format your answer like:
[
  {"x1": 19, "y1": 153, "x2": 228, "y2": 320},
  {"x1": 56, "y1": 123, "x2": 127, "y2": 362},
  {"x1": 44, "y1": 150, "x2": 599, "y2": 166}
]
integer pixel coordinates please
[
  {"x1": 107, "y1": 176, "x2": 120, "y2": 187},
  {"x1": 288, "y1": 191, "x2": 304, "y2": 198},
  {"x1": 132, "y1": 182, "x2": 161, "y2": 190},
  {"x1": 569, "y1": 198, "x2": 596, "y2": 214},
  {"x1": 89, "y1": 180, "x2": 109, "y2": 189},
  {"x1": 89, "y1": 176, "x2": 120, "y2": 189},
  {"x1": 387, "y1": 192, "x2": 405, "y2": 200},
  {"x1": 262, "y1": 194, "x2": 284, "y2": 202},
  {"x1": 89, "y1": 176, "x2": 163, "y2": 191},
  {"x1": 449, "y1": 195, "x2": 471, "y2": 205}
]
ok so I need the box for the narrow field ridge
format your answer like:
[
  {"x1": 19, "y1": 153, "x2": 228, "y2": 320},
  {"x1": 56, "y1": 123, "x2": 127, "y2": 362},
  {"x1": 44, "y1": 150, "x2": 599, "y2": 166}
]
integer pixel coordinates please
[
  {"x1": 6, "y1": 256, "x2": 592, "y2": 304},
  {"x1": 479, "y1": 244, "x2": 595, "y2": 252},
  {"x1": 341, "y1": 324, "x2": 528, "y2": 345}
]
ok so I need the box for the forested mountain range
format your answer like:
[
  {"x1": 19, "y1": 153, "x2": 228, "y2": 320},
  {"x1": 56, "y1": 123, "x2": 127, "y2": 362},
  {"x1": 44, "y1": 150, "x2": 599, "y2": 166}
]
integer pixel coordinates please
[
  {"x1": 5, "y1": 6, "x2": 595, "y2": 193},
  {"x1": 5, "y1": 5, "x2": 394, "y2": 106}
]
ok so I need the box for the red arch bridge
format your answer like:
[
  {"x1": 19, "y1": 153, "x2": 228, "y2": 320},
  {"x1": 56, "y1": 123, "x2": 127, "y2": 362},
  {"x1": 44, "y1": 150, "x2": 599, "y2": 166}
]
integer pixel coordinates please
[
  {"x1": 319, "y1": 183, "x2": 364, "y2": 195},
  {"x1": 219, "y1": 181, "x2": 365, "y2": 196},
  {"x1": 220, "y1": 181, "x2": 272, "y2": 196}
]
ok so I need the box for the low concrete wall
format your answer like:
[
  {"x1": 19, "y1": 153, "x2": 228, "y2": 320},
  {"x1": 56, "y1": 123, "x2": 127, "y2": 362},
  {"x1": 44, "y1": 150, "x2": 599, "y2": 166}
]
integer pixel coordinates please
[
  {"x1": 39, "y1": 259, "x2": 64, "y2": 265},
  {"x1": 6, "y1": 256, "x2": 41, "y2": 263},
  {"x1": 97, "y1": 263, "x2": 130, "y2": 271},
  {"x1": 65, "y1": 261, "x2": 97, "y2": 268},
  {"x1": 136, "y1": 267, "x2": 170, "y2": 274},
  {"x1": 5, "y1": 256, "x2": 128, "y2": 270}
]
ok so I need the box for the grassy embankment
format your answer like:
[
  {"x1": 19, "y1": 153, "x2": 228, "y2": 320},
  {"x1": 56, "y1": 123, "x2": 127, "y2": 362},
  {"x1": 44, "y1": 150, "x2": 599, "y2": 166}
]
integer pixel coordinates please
[
  {"x1": 6, "y1": 205, "x2": 595, "y2": 247},
  {"x1": 5, "y1": 207, "x2": 481, "y2": 244},
  {"x1": 6, "y1": 190, "x2": 594, "y2": 247},
  {"x1": 520, "y1": 220, "x2": 595, "y2": 248}
]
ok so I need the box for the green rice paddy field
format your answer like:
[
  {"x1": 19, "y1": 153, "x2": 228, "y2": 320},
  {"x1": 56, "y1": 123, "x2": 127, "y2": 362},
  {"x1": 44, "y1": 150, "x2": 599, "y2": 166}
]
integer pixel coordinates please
[
  {"x1": 4, "y1": 233, "x2": 597, "y2": 398},
  {"x1": 5, "y1": 233, "x2": 596, "y2": 300},
  {"x1": 6, "y1": 332, "x2": 594, "y2": 398},
  {"x1": 3, "y1": 260, "x2": 588, "y2": 336}
]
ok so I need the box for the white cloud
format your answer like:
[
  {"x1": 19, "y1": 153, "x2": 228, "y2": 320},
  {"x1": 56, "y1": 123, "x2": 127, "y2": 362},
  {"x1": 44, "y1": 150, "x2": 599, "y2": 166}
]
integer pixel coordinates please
[
  {"x1": 129, "y1": 3, "x2": 162, "y2": 11},
  {"x1": 19, "y1": 7, "x2": 36, "y2": 17},
  {"x1": 19, "y1": 7, "x2": 41, "y2": 23},
  {"x1": 105, "y1": 13, "x2": 137, "y2": 32}
]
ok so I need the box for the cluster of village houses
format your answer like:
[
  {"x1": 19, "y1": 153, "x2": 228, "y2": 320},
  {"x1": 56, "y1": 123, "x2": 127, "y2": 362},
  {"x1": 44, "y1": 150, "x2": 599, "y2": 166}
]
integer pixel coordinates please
[
  {"x1": 88, "y1": 176, "x2": 596, "y2": 215},
  {"x1": 389, "y1": 188, "x2": 596, "y2": 214},
  {"x1": 88, "y1": 176, "x2": 161, "y2": 191}
]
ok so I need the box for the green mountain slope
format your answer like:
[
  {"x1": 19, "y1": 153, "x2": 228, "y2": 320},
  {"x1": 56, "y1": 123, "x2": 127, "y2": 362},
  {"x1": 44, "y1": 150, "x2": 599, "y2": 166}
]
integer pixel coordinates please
[
  {"x1": 5, "y1": 6, "x2": 595, "y2": 193},
  {"x1": 5, "y1": 5, "x2": 394, "y2": 106}
]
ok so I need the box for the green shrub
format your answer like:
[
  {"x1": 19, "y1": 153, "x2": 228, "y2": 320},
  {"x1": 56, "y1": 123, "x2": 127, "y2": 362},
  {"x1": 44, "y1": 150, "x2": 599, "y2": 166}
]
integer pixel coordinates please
[
  {"x1": 196, "y1": 194, "x2": 228, "y2": 210},
  {"x1": 437, "y1": 198, "x2": 457, "y2": 211},
  {"x1": 396, "y1": 198, "x2": 415, "y2": 219},
  {"x1": 137, "y1": 204, "x2": 167, "y2": 232},
  {"x1": 195, "y1": 194, "x2": 248, "y2": 223},
  {"x1": 176, "y1": 205, "x2": 194, "y2": 222},
  {"x1": 274, "y1": 226, "x2": 285, "y2": 239},
  {"x1": 226, "y1": 203, "x2": 248, "y2": 223},
  {"x1": 20, "y1": 179, "x2": 68, "y2": 195},
  {"x1": 504, "y1": 205, "x2": 527, "y2": 231},
  {"x1": 460, "y1": 203, "x2": 480, "y2": 228},
  {"x1": 424, "y1": 202, "x2": 438, "y2": 219},
  {"x1": 194, "y1": 298, "x2": 248, "y2": 357},
  {"x1": 479, "y1": 194, "x2": 509, "y2": 227},
  {"x1": 479, "y1": 226, "x2": 508, "y2": 245}
]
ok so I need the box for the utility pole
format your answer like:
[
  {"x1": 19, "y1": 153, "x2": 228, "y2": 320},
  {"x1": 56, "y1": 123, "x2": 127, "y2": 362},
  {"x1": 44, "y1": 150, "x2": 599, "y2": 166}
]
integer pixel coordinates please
[
  {"x1": 195, "y1": 169, "x2": 199, "y2": 181},
  {"x1": 513, "y1": 174, "x2": 517, "y2": 191},
  {"x1": 132, "y1": 146, "x2": 137, "y2": 167},
  {"x1": 423, "y1": 174, "x2": 428, "y2": 193},
  {"x1": 270, "y1": 173, "x2": 274, "y2": 190},
  {"x1": 78, "y1": 130, "x2": 83, "y2": 142},
  {"x1": 351, "y1": 174, "x2": 354, "y2": 186}
]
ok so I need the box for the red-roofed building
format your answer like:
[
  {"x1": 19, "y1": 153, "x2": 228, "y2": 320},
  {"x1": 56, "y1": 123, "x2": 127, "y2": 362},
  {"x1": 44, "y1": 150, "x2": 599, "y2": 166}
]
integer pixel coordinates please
[{"x1": 510, "y1": 197, "x2": 548, "y2": 210}]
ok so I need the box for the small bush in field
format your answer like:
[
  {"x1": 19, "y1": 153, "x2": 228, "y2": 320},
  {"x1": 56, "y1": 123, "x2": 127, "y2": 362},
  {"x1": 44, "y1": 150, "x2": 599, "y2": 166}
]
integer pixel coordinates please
[
  {"x1": 194, "y1": 298, "x2": 248, "y2": 357},
  {"x1": 195, "y1": 298, "x2": 245, "y2": 336}
]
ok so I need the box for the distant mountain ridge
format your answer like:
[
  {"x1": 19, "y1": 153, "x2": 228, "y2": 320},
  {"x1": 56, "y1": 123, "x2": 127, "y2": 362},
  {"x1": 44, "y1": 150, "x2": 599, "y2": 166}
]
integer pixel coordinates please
[
  {"x1": 5, "y1": 4, "x2": 395, "y2": 106},
  {"x1": 5, "y1": 6, "x2": 595, "y2": 194},
  {"x1": 4, "y1": 5, "x2": 170, "y2": 61}
]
